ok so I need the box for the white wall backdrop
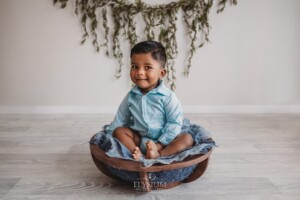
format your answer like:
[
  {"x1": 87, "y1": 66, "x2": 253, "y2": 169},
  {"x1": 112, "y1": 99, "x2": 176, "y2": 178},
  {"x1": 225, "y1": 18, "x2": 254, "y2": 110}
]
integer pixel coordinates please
[{"x1": 0, "y1": 0, "x2": 300, "y2": 113}]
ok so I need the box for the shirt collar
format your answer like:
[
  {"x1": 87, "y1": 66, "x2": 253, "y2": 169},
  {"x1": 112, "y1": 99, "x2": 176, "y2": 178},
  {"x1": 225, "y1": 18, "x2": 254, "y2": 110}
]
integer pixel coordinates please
[{"x1": 130, "y1": 80, "x2": 169, "y2": 96}]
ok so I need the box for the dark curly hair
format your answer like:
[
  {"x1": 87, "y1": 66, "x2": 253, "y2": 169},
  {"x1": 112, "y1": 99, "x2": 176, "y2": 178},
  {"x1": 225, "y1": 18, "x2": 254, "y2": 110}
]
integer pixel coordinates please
[{"x1": 130, "y1": 41, "x2": 167, "y2": 68}]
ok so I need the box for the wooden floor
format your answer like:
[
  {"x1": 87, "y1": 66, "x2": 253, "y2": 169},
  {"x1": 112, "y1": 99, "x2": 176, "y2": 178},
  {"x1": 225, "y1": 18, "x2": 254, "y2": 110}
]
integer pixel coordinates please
[{"x1": 0, "y1": 114, "x2": 300, "y2": 199}]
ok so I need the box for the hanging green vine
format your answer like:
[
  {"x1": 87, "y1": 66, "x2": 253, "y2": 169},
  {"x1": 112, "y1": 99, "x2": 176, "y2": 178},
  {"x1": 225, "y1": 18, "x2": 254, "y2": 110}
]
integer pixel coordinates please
[{"x1": 53, "y1": 0, "x2": 237, "y2": 90}]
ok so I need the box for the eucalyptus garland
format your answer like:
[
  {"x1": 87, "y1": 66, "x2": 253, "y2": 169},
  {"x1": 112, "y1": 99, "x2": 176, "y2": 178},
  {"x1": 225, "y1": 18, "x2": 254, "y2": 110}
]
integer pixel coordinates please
[{"x1": 53, "y1": 0, "x2": 237, "y2": 90}]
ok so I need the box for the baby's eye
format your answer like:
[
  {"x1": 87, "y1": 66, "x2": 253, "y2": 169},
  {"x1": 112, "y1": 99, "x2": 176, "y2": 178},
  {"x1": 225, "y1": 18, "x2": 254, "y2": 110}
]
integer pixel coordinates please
[
  {"x1": 131, "y1": 65, "x2": 138, "y2": 69},
  {"x1": 145, "y1": 66, "x2": 152, "y2": 70}
]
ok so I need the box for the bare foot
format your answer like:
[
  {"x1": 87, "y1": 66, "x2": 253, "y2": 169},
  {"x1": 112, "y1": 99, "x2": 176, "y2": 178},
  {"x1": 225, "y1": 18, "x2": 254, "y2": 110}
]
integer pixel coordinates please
[
  {"x1": 146, "y1": 140, "x2": 160, "y2": 159},
  {"x1": 132, "y1": 147, "x2": 143, "y2": 161}
]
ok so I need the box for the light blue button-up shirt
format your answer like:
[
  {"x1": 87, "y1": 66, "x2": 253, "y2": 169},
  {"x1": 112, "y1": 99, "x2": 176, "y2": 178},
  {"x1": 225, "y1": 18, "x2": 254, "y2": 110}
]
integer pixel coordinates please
[{"x1": 107, "y1": 80, "x2": 183, "y2": 145}]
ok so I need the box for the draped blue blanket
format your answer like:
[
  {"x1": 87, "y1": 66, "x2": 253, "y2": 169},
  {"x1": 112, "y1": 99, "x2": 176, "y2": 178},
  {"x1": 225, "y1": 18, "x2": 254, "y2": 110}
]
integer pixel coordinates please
[{"x1": 90, "y1": 118, "x2": 216, "y2": 167}]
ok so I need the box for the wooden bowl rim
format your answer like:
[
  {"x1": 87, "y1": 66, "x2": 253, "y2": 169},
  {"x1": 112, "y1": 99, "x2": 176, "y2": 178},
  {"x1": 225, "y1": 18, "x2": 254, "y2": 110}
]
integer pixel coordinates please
[{"x1": 90, "y1": 135, "x2": 212, "y2": 172}]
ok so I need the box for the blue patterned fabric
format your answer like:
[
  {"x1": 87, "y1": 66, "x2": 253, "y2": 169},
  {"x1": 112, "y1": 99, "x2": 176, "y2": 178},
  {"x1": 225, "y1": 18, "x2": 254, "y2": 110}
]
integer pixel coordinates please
[
  {"x1": 90, "y1": 118, "x2": 216, "y2": 167},
  {"x1": 105, "y1": 164, "x2": 198, "y2": 183}
]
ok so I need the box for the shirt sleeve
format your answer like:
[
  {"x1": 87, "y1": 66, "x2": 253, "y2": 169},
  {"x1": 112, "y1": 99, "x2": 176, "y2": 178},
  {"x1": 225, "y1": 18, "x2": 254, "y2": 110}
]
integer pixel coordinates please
[
  {"x1": 107, "y1": 93, "x2": 131, "y2": 134},
  {"x1": 158, "y1": 93, "x2": 183, "y2": 145}
]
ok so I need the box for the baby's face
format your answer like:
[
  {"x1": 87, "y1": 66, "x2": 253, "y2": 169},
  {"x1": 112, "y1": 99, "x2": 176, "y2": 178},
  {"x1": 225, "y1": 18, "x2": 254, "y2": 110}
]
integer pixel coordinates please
[{"x1": 130, "y1": 53, "x2": 166, "y2": 94}]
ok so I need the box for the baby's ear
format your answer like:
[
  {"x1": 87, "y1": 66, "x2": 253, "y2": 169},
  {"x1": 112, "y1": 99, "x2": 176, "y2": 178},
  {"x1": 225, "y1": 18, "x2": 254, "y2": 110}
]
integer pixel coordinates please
[{"x1": 160, "y1": 69, "x2": 167, "y2": 77}]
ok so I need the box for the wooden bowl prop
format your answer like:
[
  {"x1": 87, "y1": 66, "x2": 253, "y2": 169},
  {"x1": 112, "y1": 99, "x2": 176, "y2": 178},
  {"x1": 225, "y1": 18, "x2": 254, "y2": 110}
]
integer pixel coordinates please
[{"x1": 90, "y1": 134, "x2": 213, "y2": 192}]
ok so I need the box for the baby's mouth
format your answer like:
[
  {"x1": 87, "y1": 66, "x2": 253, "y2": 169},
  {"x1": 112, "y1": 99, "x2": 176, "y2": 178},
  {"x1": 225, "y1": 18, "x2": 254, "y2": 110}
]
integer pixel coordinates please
[{"x1": 136, "y1": 79, "x2": 147, "y2": 81}]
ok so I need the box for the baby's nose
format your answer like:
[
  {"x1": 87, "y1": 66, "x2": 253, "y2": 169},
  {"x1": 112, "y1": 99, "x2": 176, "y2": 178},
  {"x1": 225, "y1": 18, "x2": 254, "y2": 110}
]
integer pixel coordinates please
[{"x1": 137, "y1": 68, "x2": 145, "y2": 75}]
